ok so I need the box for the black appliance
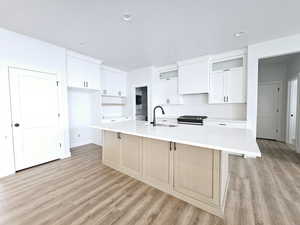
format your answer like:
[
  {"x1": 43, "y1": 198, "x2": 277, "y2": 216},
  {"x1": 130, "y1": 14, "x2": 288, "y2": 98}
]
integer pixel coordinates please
[
  {"x1": 136, "y1": 95, "x2": 142, "y2": 105},
  {"x1": 177, "y1": 115, "x2": 207, "y2": 125}
]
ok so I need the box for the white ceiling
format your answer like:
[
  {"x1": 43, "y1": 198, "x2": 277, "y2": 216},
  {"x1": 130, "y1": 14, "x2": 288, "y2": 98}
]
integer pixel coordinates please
[{"x1": 1, "y1": 0, "x2": 300, "y2": 71}]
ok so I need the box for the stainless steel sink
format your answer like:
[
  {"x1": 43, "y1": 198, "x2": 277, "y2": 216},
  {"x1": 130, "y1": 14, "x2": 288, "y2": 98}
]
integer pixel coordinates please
[{"x1": 155, "y1": 123, "x2": 177, "y2": 127}]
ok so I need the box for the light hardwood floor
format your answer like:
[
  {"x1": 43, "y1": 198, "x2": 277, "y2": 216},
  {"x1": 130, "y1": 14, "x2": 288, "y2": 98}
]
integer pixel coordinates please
[{"x1": 0, "y1": 139, "x2": 300, "y2": 225}]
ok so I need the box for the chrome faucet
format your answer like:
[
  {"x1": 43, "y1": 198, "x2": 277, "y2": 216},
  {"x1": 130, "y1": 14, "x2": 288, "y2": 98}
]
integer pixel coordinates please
[{"x1": 151, "y1": 105, "x2": 165, "y2": 126}]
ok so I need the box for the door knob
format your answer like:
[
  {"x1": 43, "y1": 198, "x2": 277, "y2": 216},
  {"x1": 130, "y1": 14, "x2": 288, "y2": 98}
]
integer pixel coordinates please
[
  {"x1": 291, "y1": 114, "x2": 294, "y2": 117},
  {"x1": 14, "y1": 123, "x2": 20, "y2": 127}
]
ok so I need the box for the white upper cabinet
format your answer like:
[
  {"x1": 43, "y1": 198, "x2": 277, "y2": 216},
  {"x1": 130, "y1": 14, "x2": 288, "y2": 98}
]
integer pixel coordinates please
[
  {"x1": 153, "y1": 65, "x2": 183, "y2": 105},
  {"x1": 209, "y1": 70, "x2": 225, "y2": 103},
  {"x1": 67, "y1": 51, "x2": 101, "y2": 90},
  {"x1": 178, "y1": 56, "x2": 210, "y2": 95},
  {"x1": 225, "y1": 67, "x2": 246, "y2": 103},
  {"x1": 101, "y1": 66, "x2": 127, "y2": 97},
  {"x1": 209, "y1": 51, "x2": 246, "y2": 104}
]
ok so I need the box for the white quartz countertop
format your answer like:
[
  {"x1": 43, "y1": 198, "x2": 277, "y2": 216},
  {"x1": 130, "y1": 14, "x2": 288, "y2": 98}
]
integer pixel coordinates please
[{"x1": 91, "y1": 120, "x2": 261, "y2": 157}]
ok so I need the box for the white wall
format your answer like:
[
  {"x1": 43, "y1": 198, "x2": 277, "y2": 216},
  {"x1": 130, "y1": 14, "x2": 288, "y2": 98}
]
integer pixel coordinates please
[
  {"x1": 126, "y1": 66, "x2": 247, "y2": 120},
  {"x1": 0, "y1": 27, "x2": 70, "y2": 177},
  {"x1": 258, "y1": 62, "x2": 288, "y2": 141},
  {"x1": 287, "y1": 54, "x2": 300, "y2": 79},
  {"x1": 68, "y1": 89, "x2": 101, "y2": 148},
  {"x1": 247, "y1": 34, "x2": 300, "y2": 154},
  {"x1": 124, "y1": 67, "x2": 154, "y2": 120},
  {"x1": 247, "y1": 33, "x2": 300, "y2": 138}
]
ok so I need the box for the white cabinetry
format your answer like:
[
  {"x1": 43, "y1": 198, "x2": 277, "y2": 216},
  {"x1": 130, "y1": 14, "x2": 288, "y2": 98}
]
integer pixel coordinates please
[
  {"x1": 67, "y1": 51, "x2": 101, "y2": 90},
  {"x1": 209, "y1": 54, "x2": 246, "y2": 104},
  {"x1": 204, "y1": 119, "x2": 247, "y2": 129},
  {"x1": 153, "y1": 65, "x2": 183, "y2": 105},
  {"x1": 178, "y1": 56, "x2": 210, "y2": 94},
  {"x1": 101, "y1": 66, "x2": 127, "y2": 96}
]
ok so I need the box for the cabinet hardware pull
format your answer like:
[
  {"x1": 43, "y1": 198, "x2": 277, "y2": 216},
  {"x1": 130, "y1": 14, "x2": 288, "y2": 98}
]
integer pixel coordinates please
[
  {"x1": 86, "y1": 82, "x2": 88, "y2": 87},
  {"x1": 117, "y1": 133, "x2": 121, "y2": 139},
  {"x1": 169, "y1": 142, "x2": 172, "y2": 151},
  {"x1": 226, "y1": 96, "x2": 229, "y2": 102},
  {"x1": 14, "y1": 123, "x2": 20, "y2": 127},
  {"x1": 83, "y1": 81, "x2": 85, "y2": 87},
  {"x1": 174, "y1": 142, "x2": 176, "y2": 151},
  {"x1": 224, "y1": 96, "x2": 226, "y2": 102}
]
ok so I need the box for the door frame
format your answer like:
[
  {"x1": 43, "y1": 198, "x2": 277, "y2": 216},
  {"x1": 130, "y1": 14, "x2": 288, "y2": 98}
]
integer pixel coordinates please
[
  {"x1": 257, "y1": 80, "x2": 283, "y2": 141},
  {"x1": 286, "y1": 78, "x2": 298, "y2": 145},
  {"x1": 131, "y1": 84, "x2": 151, "y2": 121},
  {"x1": 8, "y1": 67, "x2": 62, "y2": 170}
]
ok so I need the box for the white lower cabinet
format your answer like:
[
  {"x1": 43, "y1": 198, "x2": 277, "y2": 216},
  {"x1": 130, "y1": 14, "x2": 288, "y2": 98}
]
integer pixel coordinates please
[
  {"x1": 102, "y1": 131, "x2": 228, "y2": 217},
  {"x1": 142, "y1": 138, "x2": 171, "y2": 191}
]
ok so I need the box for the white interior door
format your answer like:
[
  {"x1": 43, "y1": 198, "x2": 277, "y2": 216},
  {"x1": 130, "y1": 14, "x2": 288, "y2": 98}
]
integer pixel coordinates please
[
  {"x1": 257, "y1": 82, "x2": 280, "y2": 140},
  {"x1": 287, "y1": 79, "x2": 298, "y2": 144},
  {"x1": 9, "y1": 68, "x2": 61, "y2": 170}
]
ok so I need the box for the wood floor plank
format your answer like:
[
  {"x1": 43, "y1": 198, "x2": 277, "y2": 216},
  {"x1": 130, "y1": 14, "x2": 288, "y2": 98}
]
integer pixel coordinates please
[{"x1": 1, "y1": 141, "x2": 300, "y2": 225}]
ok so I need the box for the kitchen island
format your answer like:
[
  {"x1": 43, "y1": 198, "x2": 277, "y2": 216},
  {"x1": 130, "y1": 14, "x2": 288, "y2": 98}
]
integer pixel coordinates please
[{"x1": 91, "y1": 120, "x2": 261, "y2": 217}]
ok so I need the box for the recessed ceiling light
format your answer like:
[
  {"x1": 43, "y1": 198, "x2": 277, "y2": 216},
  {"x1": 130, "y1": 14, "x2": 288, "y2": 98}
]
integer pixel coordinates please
[
  {"x1": 234, "y1": 31, "x2": 246, "y2": 37},
  {"x1": 122, "y1": 14, "x2": 132, "y2": 22}
]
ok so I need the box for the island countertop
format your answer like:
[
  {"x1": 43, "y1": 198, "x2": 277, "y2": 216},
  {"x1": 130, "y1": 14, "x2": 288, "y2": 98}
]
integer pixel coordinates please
[{"x1": 91, "y1": 120, "x2": 261, "y2": 157}]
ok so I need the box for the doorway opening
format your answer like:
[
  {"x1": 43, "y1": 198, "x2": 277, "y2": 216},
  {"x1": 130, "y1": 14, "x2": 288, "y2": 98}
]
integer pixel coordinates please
[
  {"x1": 257, "y1": 53, "x2": 300, "y2": 151},
  {"x1": 135, "y1": 86, "x2": 148, "y2": 121}
]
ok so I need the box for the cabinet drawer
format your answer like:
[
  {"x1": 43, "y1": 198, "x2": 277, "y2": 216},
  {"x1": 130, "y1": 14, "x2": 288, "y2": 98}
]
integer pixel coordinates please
[
  {"x1": 204, "y1": 121, "x2": 246, "y2": 129},
  {"x1": 142, "y1": 138, "x2": 171, "y2": 191}
]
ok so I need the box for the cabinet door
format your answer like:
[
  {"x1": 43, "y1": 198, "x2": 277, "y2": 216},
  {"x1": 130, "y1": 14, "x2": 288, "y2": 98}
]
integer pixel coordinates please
[
  {"x1": 155, "y1": 77, "x2": 182, "y2": 105},
  {"x1": 118, "y1": 72, "x2": 127, "y2": 96},
  {"x1": 103, "y1": 131, "x2": 120, "y2": 169},
  {"x1": 143, "y1": 138, "x2": 171, "y2": 190},
  {"x1": 85, "y1": 62, "x2": 101, "y2": 90},
  {"x1": 101, "y1": 68, "x2": 119, "y2": 96},
  {"x1": 225, "y1": 67, "x2": 246, "y2": 103},
  {"x1": 173, "y1": 144, "x2": 215, "y2": 201},
  {"x1": 67, "y1": 56, "x2": 86, "y2": 88},
  {"x1": 178, "y1": 58, "x2": 209, "y2": 94},
  {"x1": 67, "y1": 56, "x2": 101, "y2": 90},
  {"x1": 120, "y1": 134, "x2": 141, "y2": 177},
  {"x1": 209, "y1": 71, "x2": 225, "y2": 103}
]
